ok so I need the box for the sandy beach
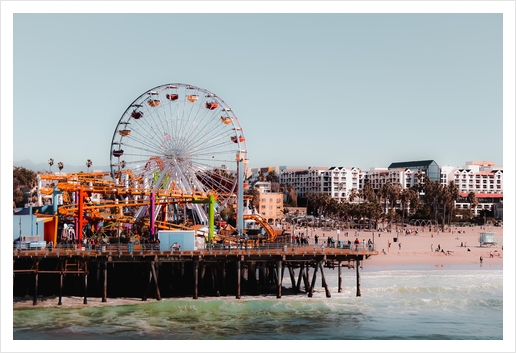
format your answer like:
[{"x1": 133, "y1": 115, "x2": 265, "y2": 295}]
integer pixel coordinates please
[{"x1": 293, "y1": 225, "x2": 503, "y2": 267}]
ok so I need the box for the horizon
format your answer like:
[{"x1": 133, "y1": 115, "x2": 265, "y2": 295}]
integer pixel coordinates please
[{"x1": 13, "y1": 157, "x2": 505, "y2": 175}]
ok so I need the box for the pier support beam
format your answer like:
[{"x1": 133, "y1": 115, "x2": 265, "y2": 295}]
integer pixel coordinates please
[
  {"x1": 151, "y1": 261, "x2": 161, "y2": 300},
  {"x1": 356, "y1": 258, "x2": 361, "y2": 297},
  {"x1": 296, "y1": 263, "x2": 304, "y2": 292},
  {"x1": 83, "y1": 261, "x2": 88, "y2": 304},
  {"x1": 303, "y1": 264, "x2": 310, "y2": 293},
  {"x1": 288, "y1": 264, "x2": 297, "y2": 293},
  {"x1": 58, "y1": 268, "x2": 64, "y2": 305},
  {"x1": 211, "y1": 264, "x2": 220, "y2": 296},
  {"x1": 33, "y1": 260, "x2": 39, "y2": 305},
  {"x1": 319, "y1": 261, "x2": 331, "y2": 298},
  {"x1": 308, "y1": 261, "x2": 319, "y2": 298},
  {"x1": 236, "y1": 260, "x2": 241, "y2": 299},
  {"x1": 338, "y1": 261, "x2": 342, "y2": 293},
  {"x1": 193, "y1": 260, "x2": 199, "y2": 299},
  {"x1": 276, "y1": 260, "x2": 282, "y2": 298},
  {"x1": 102, "y1": 261, "x2": 107, "y2": 302}
]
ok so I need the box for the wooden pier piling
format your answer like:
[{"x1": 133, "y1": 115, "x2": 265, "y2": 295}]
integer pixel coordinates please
[
  {"x1": 236, "y1": 260, "x2": 241, "y2": 299},
  {"x1": 338, "y1": 261, "x2": 343, "y2": 293},
  {"x1": 276, "y1": 260, "x2": 282, "y2": 298},
  {"x1": 356, "y1": 259, "x2": 361, "y2": 297},
  {"x1": 13, "y1": 246, "x2": 376, "y2": 303}
]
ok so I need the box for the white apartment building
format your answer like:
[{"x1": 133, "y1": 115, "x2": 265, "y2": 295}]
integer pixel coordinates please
[
  {"x1": 279, "y1": 167, "x2": 327, "y2": 199},
  {"x1": 450, "y1": 162, "x2": 503, "y2": 217},
  {"x1": 279, "y1": 166, "x2": 367, "y2": 200},
  {"x1": 251, "y1": 161, "x2": 504, "y2": 219},
  {"x1": 322, "y1": 167, "x2": 364, "y2": 200},
  {"x1": 365, "y1": 167, "x2": 420, "y2": 191}
]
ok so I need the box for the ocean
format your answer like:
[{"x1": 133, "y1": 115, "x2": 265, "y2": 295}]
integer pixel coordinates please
[{"x1": 11, "y1": 264, "x2": 505, "y2": 350}]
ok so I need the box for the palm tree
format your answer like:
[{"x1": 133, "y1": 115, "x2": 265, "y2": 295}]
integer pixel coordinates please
[
  {"x1": 380, "y1": 182, "x2": 392, "y2": 214},
  {"x1": 366, "y1": 200, "x2": 383, "y2": 230},
  {"x1": 338, "y1": 201, "x2": 352, "y2": 229},
  {"x1": 389, "y1": 182, "x2": 402, "y2": 214},
  {"x1": 338, "y1": 182, "x2": 345, "y2": 203},
  {"x1": 244, "y1": 186, "x2": 260, "y2": 212},
  {"x1": 348, "y1": 188, "x2": 359, "y2": 203},
  {"x1": 48, "y1": 158, "x2": 54, "y2": 173},
  {"x1": 423, "y1": 177, "x2": 441, "y2": 223},
  {"x1": 399, "y1": 188, "x2": 412, "y2": 227},
  {"x1": 286, "y1": 184, "x2": 297, "y2": 207},
  {"x1": 86, "y1": 159, "x2": 93, "y2": 172},
  {"x1": 362, "y1": 181, "x2": 375, "y2": 202},
  {"x1": 58, "y1": 162, "x2": 64, "y2": 172},
  {"x1": 467, "y1": 192, "x2": 478, "y2": 219},
  {"x1": 386, "y1": 208, "x2": 398, "y2": 231},
  {"x1": 409, "y1": 186, "x2": 421, "y2": 216},
  {"x1": 446, "y1": 181, "x2": 460, "y2": 230},
  {"x1": 266, "y1": 170, "x2": 279, "y2": 183}
]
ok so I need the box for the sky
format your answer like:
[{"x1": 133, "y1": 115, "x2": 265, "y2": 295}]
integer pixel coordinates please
[
  {"x1": 2, "y1": 2, "x2": 516, "y2": 352},
  {"x1": 4, "y1": 2, "x2": 513, "y2": 173}
]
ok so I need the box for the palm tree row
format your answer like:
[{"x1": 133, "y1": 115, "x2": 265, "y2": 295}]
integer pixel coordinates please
[{"x1": 305, "y1": 175, "x2": 461, "y2": 231}]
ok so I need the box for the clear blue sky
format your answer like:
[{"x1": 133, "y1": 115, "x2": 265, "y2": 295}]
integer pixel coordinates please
[{"x1": 4, "y1": 2, "x2": 514, "y2": 174}]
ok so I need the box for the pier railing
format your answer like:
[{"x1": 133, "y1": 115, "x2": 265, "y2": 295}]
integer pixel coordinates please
[{"x1": 13, "y1": 241, "x2": 377, "y2": 254}]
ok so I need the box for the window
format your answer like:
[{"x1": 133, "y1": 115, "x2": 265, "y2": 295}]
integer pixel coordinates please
[
  {"x1": 261, "y1": 205, "x2": 265, "y2": 209},
  {"x1": 261, "y1": 198, "x2": 266, "y2": 202}
]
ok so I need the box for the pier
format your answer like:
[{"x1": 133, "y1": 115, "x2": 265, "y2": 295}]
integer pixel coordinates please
[{"x1": 13, "y1": 244, "x2": 377, "y2": 305}]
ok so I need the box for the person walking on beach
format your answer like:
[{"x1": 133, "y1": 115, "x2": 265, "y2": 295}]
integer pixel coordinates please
[
  {"x1": 398, "y1": 243, "x2": 402, "y2": 250},
  {"x1": 314, "y1": 234, "x2": 319, "y2": 245},
  {"x1": 431, "y1": 244, "x2": 433, "y2": 252}
]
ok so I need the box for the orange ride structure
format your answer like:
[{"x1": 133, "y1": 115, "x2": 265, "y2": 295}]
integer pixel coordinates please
[{"x1": 37, "y1": 83, "x2": 282, "y2": 245}]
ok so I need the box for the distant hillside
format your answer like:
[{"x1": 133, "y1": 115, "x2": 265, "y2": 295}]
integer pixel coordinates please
[{"x1": 14, "y1": 160, "x2": 111, "y2": 173}]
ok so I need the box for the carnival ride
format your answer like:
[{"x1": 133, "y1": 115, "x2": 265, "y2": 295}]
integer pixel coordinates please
[{"x1": 38, "y1": 84, "x2": 277, "y2": 244}]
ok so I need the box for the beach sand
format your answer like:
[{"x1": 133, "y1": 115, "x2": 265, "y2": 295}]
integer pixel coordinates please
[{"x1": 294, "y1": 225, "x2": 504, "y2": 267}]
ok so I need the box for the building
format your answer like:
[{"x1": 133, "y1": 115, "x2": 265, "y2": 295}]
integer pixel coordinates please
[
  {"x1": 254, "y1": 181, "x2": 284, "y2": 224},
  {"x1": 247, "y1": 166, "x2": 290, "y2": 185},
  {"x1": 279, "y1": 167, "x2": 327, "y2": 199},
  {"x1": 365, "y1": 167, "x2": 422, "y2": 191},
  {"x1": 449, "y1": 162, "x2": 504, "y2": 218},
  {"x1": 322, "y1": 167, "x2": 364, "y2": 200},
  {"x1": 388, "y1": 160, "x2": 440, "y2": 182}
]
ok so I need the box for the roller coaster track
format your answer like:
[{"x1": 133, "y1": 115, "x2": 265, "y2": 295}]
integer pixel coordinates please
[
  {"x1": 243, "y1": 214, "x2": 277, "y2": 242},
  {"x1": 37, "y1": 172, "x2": 279, "y2": 242}
]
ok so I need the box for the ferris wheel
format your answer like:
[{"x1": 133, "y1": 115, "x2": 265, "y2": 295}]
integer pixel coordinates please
[{"x1": 109, "y1": 83, "x2": 248, "y2": 224}]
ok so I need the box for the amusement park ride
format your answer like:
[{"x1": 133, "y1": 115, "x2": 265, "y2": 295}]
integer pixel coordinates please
[{"x1": 37, "y1": 84, "x2": 277, "y2": 246}]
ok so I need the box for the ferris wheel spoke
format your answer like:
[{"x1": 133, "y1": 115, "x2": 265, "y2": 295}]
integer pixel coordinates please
[
  {"x1": 181, "y1": 100, "x2": 219, "y2": 147},
  {"x1": 122, "y1": 139, "x2": 167, "y2": 158},
  {"x1": 188, "y1": 122, "x2": 235, "y2": 154}
]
